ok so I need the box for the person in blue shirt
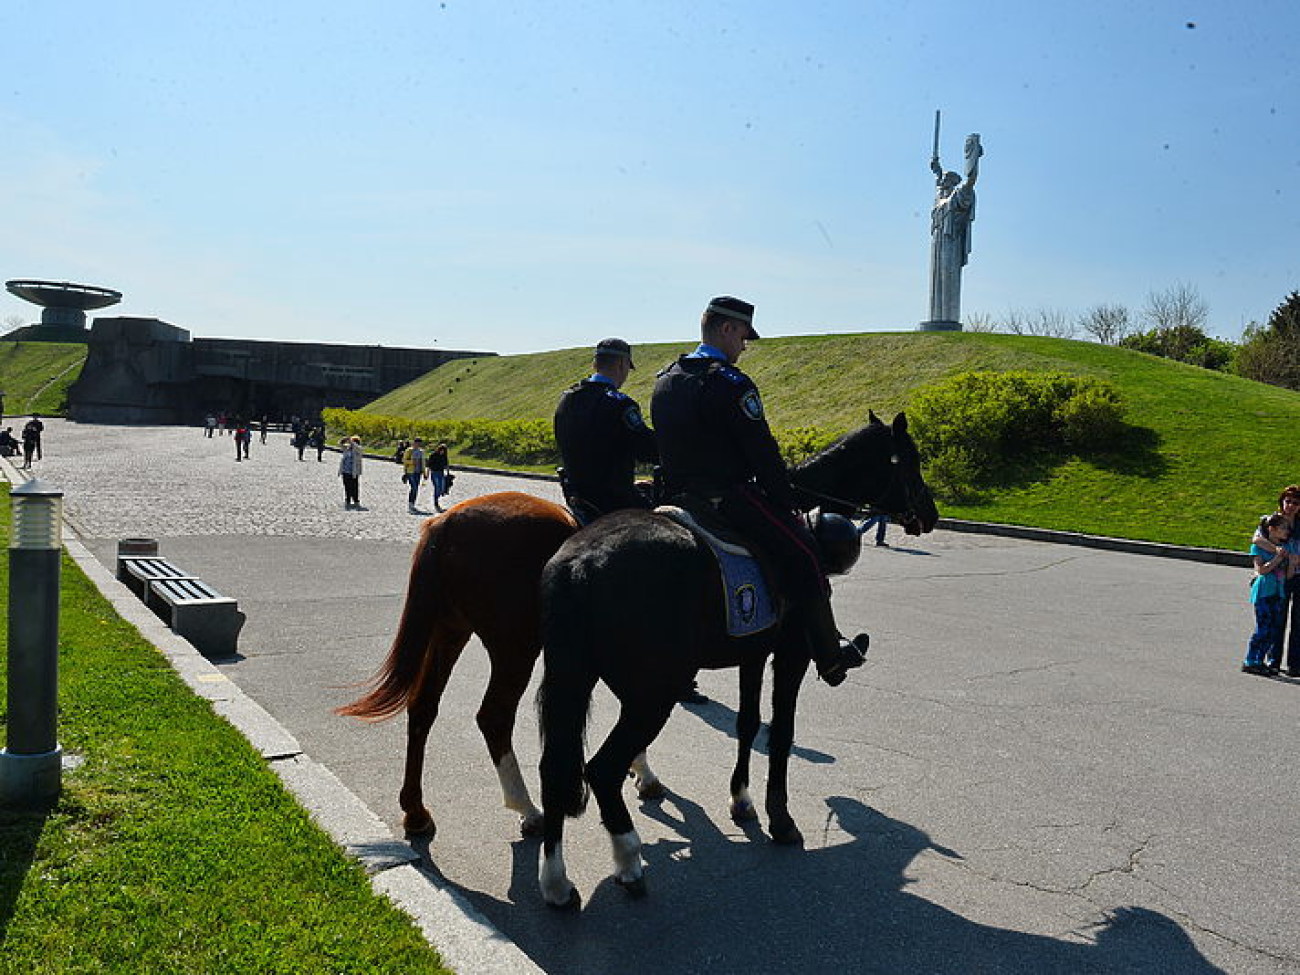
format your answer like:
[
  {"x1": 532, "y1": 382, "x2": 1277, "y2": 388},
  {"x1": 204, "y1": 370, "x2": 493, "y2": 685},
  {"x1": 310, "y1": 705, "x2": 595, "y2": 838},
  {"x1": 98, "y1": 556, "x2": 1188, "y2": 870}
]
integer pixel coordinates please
[
  {"x1": 1245, "y1": 513, "x2": 1293, "y2": 675},
  {"x1": 554, "y1": 337, "x2": 659, "y2": 523},
  {"x1": 651, "y1": 296, "x2": 868, "y2": 688}
]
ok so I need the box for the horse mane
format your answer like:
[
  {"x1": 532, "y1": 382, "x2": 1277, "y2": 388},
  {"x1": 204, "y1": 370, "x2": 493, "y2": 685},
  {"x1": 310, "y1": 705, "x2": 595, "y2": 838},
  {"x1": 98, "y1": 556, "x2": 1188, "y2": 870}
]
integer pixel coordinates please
[{"x1": 790, "y1": 418, "x2": 891, "y2": 513}]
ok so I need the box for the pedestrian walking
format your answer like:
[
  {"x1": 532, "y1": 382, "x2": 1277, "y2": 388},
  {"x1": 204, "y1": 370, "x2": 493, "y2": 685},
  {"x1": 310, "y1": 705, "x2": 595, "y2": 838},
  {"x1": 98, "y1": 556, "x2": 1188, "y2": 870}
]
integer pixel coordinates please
[
  {"x1": 338, "y1": 436, "x2": 364, "y2": 508},
  {"x1": 20, "y1": 418, "x2": 39, "y2": 469},
  {"x1": 311, "y1": 426, "x2": 326, "y2": 461},
  {"x1": 204, "y1": 413, "x2": 216, "y2": 437},
  {"x1": 234, "y1": 421, "x2": 252, "y2": 460},
  {"x1": 403, "y1": 437, "x2": 427, "y2": 512},
  {"x1": 26, "y1": 414, "x2": 43, "y2": 460},
  {"x1": 294, "y1": 427, "x2": 307, "y2": 461},
  {"x1": 428, "y1": 442, "x2": 451, "y2": 511},
  {"x1": 259, "y1": 416, "x2": 268, "y2": 444},
  {"x1": 859, "y1": 510, "x2": 890, "y2": 547}
]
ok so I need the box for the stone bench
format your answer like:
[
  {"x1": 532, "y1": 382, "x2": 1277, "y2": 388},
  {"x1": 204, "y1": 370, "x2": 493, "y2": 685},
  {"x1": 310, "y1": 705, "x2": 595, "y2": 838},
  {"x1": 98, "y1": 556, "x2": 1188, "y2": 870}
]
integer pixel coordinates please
[
  {"x1": 117, "y1": 556, "x2": 200, "y2": 599},
  {"x1": 144, "y1": 576, "x2": 246, "y2": 660}
]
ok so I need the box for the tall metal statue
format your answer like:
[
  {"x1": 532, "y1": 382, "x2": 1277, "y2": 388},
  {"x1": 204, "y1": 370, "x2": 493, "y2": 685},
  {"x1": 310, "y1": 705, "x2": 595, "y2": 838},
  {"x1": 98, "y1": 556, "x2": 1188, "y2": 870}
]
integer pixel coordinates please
[{"x1": 920, "y1": 112, "x2": 983, "y2": 331}]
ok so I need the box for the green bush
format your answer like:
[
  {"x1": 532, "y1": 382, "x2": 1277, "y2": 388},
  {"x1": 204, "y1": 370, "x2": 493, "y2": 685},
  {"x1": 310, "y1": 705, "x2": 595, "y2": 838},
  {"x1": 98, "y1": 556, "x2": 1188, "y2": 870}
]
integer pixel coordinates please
[
  {"x1": 909, "y1": 371, "x2": 1125, "y2": 496},
  {"x1": 1119, "y1": 324, "x2": 1234, "y2": 371},
  {"x1": 325, "y1": 408, "x2": 850, "y2": 471},
  {"x1": 776, "y1": 425, "x2": 844, "y2": 466}
]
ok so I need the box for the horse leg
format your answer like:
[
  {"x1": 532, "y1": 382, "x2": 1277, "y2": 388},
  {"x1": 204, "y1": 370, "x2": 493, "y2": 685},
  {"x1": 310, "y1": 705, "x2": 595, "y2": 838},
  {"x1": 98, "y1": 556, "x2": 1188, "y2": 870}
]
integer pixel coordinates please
[
  {"x1": 729, "y1": 655, "x2": 766, "y2": 823},
  {"x1": 586, "y1": 700, "x2": 676, "y2": 897},
  {"x1": 476, "y1": 639, "x2": 544, "y2": 837},
  {"x1": 628, "y1": 751, "x2": 665, "y2": 801},
  {"x1": 539, "y1": 668, "x2": 597, "y2": 911},
  {"x1": 764, "y1": 650, "x2": 811, "y2": 845},
  {"x1": 399, "y1": 622, "x2": 471, "y2": 836}
]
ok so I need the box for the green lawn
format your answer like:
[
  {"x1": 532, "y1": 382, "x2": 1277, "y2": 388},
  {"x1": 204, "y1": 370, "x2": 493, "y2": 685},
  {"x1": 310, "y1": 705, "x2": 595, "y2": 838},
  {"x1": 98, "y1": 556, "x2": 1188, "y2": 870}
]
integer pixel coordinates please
[
  {"x1": 0, "y1": 488, "x2": 451, "y2": 974},
  {"x1": 361, "y1": 331, "x2": 1300, "y2": 551},
  {"x1": 0, "y1": 342, "x2": 87, "y2": 418}
]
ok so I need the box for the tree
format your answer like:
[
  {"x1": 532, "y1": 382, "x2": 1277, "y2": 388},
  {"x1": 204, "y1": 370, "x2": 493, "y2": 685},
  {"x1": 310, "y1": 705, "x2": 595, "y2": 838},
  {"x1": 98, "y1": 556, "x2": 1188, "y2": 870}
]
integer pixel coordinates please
[
  {"x1": 1001, "y1": 307, "x2": 1076, "y2": 339},
  {"x1": 1141, "y1": 283, "x2": 1209, "y2": 332},
  {"x1": 1078, "y1": 303, "x2": 1132, "y2": 345},
  {"x1": 1235, "y1": 291, "x2": 1300, "y2": 389}
]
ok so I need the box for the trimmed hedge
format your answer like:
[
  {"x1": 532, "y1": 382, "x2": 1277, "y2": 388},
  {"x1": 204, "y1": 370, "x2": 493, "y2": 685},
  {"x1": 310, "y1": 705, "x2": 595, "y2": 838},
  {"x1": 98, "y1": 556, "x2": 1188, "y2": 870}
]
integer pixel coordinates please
[
  {"x1": 909, "y1": 371, "x2": 1125, "y2": 500},
  {"x1": 323, "y1": 408, "x2": 848, "y2": 471}
]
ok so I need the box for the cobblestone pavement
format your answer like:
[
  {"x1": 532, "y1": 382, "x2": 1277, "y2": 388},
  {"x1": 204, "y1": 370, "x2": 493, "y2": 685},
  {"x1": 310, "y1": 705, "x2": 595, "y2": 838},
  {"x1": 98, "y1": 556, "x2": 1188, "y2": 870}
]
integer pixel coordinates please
[{"x1": 25, "y1": 419, "x2": 564, "y2": 542}]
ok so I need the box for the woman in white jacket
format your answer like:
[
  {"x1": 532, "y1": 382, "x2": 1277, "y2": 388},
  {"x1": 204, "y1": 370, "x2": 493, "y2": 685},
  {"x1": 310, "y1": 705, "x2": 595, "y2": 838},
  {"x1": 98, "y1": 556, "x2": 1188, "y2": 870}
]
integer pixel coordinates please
[{"x1": 338, "y1": 436, "x2": 364, "y2": 509}]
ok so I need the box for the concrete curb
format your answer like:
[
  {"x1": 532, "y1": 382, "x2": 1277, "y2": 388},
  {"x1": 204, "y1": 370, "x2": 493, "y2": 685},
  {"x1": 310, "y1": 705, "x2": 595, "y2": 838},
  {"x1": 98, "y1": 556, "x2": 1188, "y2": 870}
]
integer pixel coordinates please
[
  {"x1": 937, "y1": 517, "x2": 1251, "y2": 568},
  {"x1": 338, "y1": 453, "x2": 1254, "y2": 565},
  {"x1": 0, "y1": 457, "x2": 544, "y2": 975}
]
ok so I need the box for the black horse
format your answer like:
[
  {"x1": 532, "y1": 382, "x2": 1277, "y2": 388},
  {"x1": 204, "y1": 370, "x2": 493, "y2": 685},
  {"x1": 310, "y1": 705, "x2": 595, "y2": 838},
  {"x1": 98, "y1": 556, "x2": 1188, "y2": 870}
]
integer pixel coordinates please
[{"x1": 537, "y1": 411, "x2": 940, "y2": 907}]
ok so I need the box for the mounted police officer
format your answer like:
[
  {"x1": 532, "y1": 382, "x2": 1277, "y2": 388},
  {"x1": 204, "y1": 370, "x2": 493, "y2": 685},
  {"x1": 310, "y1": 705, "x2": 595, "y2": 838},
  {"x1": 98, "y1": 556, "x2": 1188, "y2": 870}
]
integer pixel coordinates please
[
  {"x1": 650, "y1": 296, "x2": 868, "y2": 687},
  {"x1": 554, "y1": 337, "x2": 659, "y2": 524}
]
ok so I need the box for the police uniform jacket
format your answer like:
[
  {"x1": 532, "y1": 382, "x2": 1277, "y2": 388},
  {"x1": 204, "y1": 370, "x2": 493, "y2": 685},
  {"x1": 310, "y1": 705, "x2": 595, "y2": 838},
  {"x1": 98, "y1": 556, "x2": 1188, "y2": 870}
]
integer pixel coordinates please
[
  {"x1": 651, "y1": 351, "x2": 796, "y2": 510},
  {"x1": 553, "y1": 377, "x2": 658, "y2": 509}
]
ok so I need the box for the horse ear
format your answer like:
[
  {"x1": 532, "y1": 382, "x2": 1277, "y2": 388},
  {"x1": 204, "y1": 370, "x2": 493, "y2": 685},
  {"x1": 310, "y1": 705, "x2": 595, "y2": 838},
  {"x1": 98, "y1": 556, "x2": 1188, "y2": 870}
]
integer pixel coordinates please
[
  {"x1": 892, "y1": 412, "x2": 908, "y2": 434},
  {"x1": 868, "y1": 410, "x2": 883, "y2": 426}
]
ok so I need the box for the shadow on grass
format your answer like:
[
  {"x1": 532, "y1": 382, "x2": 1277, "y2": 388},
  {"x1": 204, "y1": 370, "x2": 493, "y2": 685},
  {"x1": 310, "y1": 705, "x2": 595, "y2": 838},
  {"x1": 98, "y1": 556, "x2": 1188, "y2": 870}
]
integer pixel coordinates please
[
  {"x1": 939, "y1": 423, "x2": 1169, "y2": 507},
  {"x1": 0, "y1": 802, "x2": 51, "y2": 940},
  {"x1": 1083, "y1": 422, "x2": 1168, "y2": 478}
]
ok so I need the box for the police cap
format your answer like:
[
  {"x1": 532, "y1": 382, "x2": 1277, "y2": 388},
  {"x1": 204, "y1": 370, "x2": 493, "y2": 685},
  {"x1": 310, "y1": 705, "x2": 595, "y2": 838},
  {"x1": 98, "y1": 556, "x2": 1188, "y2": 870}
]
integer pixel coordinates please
[
  {"x1": 594, "y1": 337, "x2": 635, "y2": 369},
  {"x1": 705, "y1": 296, "x2": 759, "y2": 339}
]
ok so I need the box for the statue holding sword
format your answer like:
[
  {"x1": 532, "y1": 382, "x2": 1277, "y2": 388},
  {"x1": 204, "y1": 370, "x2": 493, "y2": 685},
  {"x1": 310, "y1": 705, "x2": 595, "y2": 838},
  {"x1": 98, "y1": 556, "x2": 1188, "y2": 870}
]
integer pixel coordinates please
[{"x1": 921, "y1": 111, "x2": 983, "y2": 330}]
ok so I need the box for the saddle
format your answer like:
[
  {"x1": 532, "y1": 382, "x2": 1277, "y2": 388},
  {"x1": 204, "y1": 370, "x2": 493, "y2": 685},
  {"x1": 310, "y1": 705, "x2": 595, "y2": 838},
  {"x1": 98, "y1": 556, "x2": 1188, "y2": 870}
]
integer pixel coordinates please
[{"x1": 655, "y1": 504, "x2": 781, "y2": 638}]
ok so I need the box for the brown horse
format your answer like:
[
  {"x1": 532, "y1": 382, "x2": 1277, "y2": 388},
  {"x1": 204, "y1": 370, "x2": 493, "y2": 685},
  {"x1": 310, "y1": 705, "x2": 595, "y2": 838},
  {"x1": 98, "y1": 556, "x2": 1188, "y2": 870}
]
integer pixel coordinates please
[{"x1": 338, "y1": 491, "x2": 584, "y2": 837}]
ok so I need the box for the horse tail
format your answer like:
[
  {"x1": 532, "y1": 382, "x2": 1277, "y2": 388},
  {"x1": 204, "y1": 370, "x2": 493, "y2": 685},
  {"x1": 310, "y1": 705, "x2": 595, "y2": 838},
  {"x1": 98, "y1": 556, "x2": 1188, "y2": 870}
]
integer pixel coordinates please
[
  {"x1": 337, "y1": 521, "x2": 444, "y2": 721},
  {"x1": 537, "y1": 557, "x2": 596, "y2": 818}
]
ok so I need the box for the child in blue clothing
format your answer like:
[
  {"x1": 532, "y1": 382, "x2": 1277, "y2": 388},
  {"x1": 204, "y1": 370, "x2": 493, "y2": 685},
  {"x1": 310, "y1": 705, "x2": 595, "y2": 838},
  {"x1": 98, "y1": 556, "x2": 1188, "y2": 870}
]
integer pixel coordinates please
[{"x1": 1245, "y1": 514, "x2": 1293, "y2": 675}]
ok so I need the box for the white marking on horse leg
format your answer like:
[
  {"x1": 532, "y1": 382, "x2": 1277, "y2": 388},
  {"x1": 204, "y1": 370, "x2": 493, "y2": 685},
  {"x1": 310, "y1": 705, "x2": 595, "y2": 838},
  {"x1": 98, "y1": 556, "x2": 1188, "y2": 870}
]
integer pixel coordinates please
[
  {"x1": 610, "y1": 829, "x2": 644, "y2": 884},
  {"x1": 540, "y1": 841, "x2": 575, "y2": 906},
  {"x1": 496, "y1": 751, "x2": 542, "y2": 821},
  {"x1": 629, "y1": 751, "x2": 660, "y2": 793},
  {"x1": 731, "y1": 785, "x2": 757, "y2": 821}
]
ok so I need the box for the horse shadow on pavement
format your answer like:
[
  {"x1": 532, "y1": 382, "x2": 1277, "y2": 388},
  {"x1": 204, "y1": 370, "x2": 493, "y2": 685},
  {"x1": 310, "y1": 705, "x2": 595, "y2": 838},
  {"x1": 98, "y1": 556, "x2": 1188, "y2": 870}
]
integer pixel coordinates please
[
  {"x1": 679, "y1": 697, "x2": 835, "y2": 765},
  {"x1": 462, "y1": 790, "x2": 1226, "y2": 975}
]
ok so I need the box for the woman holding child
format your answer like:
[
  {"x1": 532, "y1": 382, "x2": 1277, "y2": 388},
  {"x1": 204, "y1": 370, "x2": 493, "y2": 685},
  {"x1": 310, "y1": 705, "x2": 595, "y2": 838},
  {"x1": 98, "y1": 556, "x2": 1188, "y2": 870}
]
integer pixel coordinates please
[{"x1": 1245, "y1": 486, "x2": 1300, "y2": 676}]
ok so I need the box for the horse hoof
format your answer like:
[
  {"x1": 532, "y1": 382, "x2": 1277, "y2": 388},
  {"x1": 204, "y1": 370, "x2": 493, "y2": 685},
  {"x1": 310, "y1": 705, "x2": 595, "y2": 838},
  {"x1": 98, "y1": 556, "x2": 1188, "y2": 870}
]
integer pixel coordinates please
[
  {"x1": 615, "y1": 875, "x2": 648, "y2": 899},
  {"x1": 403, "y1": 810, "x2": 437, "y2": 838},
  {"x1": 546, "y1": 886, "x2": 583, "y2": 911},
  {"x1": 730, "y1": 799, "x2": 758, "y2": 823},
  {"x1": 637, "y1": 779, "x2": 667, "y2": 802},
  {"x1": 769, "y1": 823, "x2": 803, "y2": 846},
  {"x1": 520, "y1": 813, "x2": 544, "y2": 839}
]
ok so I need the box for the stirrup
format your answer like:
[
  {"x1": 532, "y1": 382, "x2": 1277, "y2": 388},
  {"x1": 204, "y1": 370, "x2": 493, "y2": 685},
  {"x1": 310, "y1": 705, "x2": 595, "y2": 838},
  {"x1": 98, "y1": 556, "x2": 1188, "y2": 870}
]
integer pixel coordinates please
[{"x1": 817, "y1": 633, "x2": 869, "y2": 687}]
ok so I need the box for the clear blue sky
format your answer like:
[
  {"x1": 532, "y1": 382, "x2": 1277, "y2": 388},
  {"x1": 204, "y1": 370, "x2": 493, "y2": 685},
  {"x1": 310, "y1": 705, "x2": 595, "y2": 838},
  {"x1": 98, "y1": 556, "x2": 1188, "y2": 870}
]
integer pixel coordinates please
[{"x1": 2, "y1": 2, "x2": 1296, "y2": 353}]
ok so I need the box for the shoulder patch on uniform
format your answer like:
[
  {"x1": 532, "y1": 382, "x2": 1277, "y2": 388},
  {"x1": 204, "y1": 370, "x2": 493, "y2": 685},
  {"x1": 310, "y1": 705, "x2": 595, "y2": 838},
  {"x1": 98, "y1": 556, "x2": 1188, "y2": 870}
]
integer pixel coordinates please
[
  {"x1": 622, "y1": 403, "x2": 646, "y2": 431},
  {"x1": 740, "y1": 388, "x2": 764, "y2": 421}
]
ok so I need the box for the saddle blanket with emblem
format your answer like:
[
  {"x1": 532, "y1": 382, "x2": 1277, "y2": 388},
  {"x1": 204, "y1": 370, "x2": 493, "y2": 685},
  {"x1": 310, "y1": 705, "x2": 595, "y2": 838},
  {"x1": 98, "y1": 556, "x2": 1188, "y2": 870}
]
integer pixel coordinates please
[
  {"x1": 715, "y1": 546, "x2": 780, "y2": 637},
  {"x1": 656, "y1": 505, "x2": 779, "y2": 638}
]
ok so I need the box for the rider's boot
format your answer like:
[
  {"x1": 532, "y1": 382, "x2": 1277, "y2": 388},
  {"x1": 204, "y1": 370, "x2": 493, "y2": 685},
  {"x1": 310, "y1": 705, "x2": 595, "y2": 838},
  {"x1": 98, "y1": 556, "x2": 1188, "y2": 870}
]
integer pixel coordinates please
[{"x1": 804, "y1": 597, "x2": 869, "y2": 687}]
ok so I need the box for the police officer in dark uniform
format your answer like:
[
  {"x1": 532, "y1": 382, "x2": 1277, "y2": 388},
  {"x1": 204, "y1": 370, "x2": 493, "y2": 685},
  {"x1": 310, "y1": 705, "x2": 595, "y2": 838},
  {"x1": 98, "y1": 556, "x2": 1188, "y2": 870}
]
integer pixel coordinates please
[
  {"x1": 651, "y1": 296, "x2": 868, "y2": 687},
  {"x1": 554, "y1": 337, "x2": 659, "y2": 523}
]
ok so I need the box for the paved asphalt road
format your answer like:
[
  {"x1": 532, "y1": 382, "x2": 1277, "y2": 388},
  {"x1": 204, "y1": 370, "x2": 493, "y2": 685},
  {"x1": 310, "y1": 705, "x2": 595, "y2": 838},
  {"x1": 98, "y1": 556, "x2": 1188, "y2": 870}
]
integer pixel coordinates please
[{"x1": 20, "y1": 420, "x2": 1300, "y2": 973}]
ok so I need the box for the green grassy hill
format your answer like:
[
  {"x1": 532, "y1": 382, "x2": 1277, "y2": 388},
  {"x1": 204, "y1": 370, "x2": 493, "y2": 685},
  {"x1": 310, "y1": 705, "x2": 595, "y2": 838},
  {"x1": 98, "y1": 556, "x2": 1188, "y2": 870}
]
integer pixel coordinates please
[
  {"x1": 0, "y1": 341, "x2": 88, "y2": 417},
  {"x1": 364, "y1": 332, "x2": 1300, "y2": 550}
]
